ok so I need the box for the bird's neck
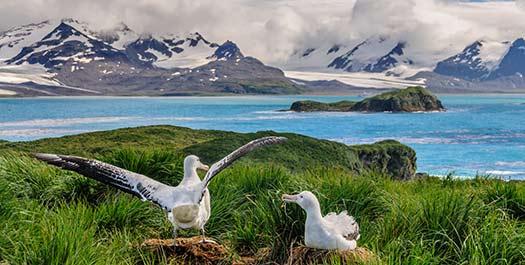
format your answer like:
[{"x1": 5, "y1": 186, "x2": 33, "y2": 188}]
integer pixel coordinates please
[
  {"x1": 181, "y1": 167, "x2": 201, "y2": 185},
  {"x1": 305, "y1": 205, "x2": 323, "y2": 223}
]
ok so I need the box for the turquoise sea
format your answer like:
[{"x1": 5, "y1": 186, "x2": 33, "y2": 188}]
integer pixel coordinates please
[{"x1": 0, "y1": 95, "x2": 524, "y2": 179}]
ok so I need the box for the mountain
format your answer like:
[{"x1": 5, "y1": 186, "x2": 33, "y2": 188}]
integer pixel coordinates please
[
  {"x1": 362, "y1": 42, "x2": 413, "y2": 73},
  {"x1": 433, "y1": 40, "x2": 511, "y2": 81},
  {"x1": 423, "y1": 38, "x2": 525, "y2": 92},
  {"x1": 5, "y1": 22, "x2": 127, "y2": 69},
  {"x1": 124, "y1": 32, "x2": 219, "y2": 68},
  {"x1": 0, "y1": 19, "x2": 302, "y2": 96},
  {"x1": 487, "y1": 38, "x2": 525, "y2": 80},
  {"x1": 286, "y1": 36, "x2": 415, "y2": 75},
  {"x1": 2, "y1": 19, "x2": 525, "y2": 96}
]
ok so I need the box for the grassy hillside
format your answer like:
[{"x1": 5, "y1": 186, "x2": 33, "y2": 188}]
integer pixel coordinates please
[
  {"x1": 1, "y1": 126, "x2": 524, "y2": 264},
  {"x1": 0, "y1": 125, "x2": 415, "y2": 178}
]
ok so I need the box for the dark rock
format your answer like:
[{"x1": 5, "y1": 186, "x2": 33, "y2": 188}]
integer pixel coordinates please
[{"x1": 350, "y1": 140, "x2": 417, "y2": 181}]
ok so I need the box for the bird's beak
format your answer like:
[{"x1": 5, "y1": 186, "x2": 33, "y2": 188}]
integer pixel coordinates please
[
  {"x1": 199, "y1": 163, "x2": 209, "y2": 171},
  {"x1": 282, "y1": 194, "x2": 298, "y2": 202}
]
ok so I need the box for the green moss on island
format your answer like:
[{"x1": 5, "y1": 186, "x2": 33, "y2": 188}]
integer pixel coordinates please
[
  {"x1": 290, "y1": 86, "x2": 445, "y2": 113},
  {"x1": 289, "y1": 100, "x2": 356, "y2": 112}
]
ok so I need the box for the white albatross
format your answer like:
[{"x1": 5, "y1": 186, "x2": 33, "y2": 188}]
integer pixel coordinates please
[
  {"x1": 32, "y1": 136, "x2": 287, "y2": 246},
  {"x1": 282, "y1": 191, "x2": 360, "y2": 251}
]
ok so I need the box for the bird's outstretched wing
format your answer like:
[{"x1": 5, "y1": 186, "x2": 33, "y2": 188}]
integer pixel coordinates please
[
  {"x1": 198, "y1": 136, "x2": 287, "y2": 202},
  {"x1": 32, "y1": 153, "x2": 172, "y2": 207},
  {"x1": 324, "y1": 211, "x2": 360, "y2": 240}
]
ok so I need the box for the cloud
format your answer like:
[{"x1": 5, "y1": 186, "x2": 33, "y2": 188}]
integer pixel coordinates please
[
  {"x1": 0, "y1": 0, "x2": 524, "y2": 65},
  {"x1": 516, "y1": 0, "x2": 525, "y2": 9}
]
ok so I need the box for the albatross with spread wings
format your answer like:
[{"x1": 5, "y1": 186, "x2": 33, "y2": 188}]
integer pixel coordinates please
[{"x1": 33, "y1": 136, "x2": 287, "y2": 246}]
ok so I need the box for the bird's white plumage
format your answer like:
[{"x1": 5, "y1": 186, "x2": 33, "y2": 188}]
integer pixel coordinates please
[
  {"x1": 282, "y1": 191, "x2": 360, "y2": 251},
  {"x1": 324, "y1": 210, "x2": 360, "y2": 241},
  {"x1": 33, "y1": 136, "x2": 287, "y2": 245}
]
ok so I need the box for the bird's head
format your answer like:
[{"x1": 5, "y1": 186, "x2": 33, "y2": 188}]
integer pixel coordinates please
[
  {"x1": 184, "y1": 155, "x2": 209, "y2": 172},
  {"x1": 282, "y1": 191, "x2": 320, "y2": 212}
]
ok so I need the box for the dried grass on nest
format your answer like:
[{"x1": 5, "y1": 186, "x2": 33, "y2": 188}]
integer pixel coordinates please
[
  {"x1": 142, "y1": 236, "x2": 233, "y2": 265},
  {"x1": 286, "y1": 246, "x2": 379, "y2": 265}
]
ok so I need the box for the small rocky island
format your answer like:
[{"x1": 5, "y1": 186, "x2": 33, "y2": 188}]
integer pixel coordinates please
[{"x1": 290, "y1": 86, "x2": 445, "y2": 113}]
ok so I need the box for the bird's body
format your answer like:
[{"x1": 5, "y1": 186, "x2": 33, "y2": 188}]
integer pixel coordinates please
[
  {"x1": 33, "y1": 136, "x2": 287, "y2": 245},
  {"x1": 283, "y1": 191, "x2": 360, "y2": 251}
]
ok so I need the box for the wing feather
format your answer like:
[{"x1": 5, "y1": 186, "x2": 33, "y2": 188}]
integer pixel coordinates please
[
  {"x1": 32, "y1": 153, "x2": 172, "y2": 208},
  {"x1": 324, "y1": 210, "x2": 360, "y2": 240},
  {"x1": 197, "y1": 136, "x2": 287, "y2": 202}
]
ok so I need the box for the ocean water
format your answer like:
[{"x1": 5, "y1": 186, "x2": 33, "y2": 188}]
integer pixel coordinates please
[{"x1": 0, "y1": 95, "x2": 524, "y2": 179}]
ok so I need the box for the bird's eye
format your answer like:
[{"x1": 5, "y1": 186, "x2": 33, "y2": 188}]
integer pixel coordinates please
[{"x1": 300, "y1": 195, "x2": 303, "y2": 198}]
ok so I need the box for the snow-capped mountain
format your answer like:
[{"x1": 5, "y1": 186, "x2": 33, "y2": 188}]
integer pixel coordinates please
[
  {"x1": 282, "y1": 34, "x2": 525, "y2": 92},
  {"x1": 2, "y1": 18, "x2": 525, "y2": 96},
  {"x1": 0, "y1": 20, "x2": 58, "y2": 61},
  {"x1": 363, "y1": 42, "x2": 413, "y2": 73},
  {"x1": 0, "y1": 19, "x2": 228, "y2": 71},
  {"x1": 0, "y1": 19, "x2": 301, "y2": 96},
  {"x1": 487, "y1": 38, "x2": 525, "y2": 80},
  {"x1": 5, "y1": 22, "x2": 126, "y2": 69},
  {"x1": 285, "y1": 36, "x2": 415, "y2": 75},
  {"x1": 328, "y1": 37, "x2": 413, "y2": 73},
  {"x1": 433, "y1": 40, "x2": 511, "y2": 81},
  {"x1": 283, "y1": 44, "x2": 348, "y2": 71},
  {"x1": 281, "y1": 36, "x2": 425, "y2": 90},
  {"x1": 125, "y1": 32, "x2": 220, "y2": 68}
]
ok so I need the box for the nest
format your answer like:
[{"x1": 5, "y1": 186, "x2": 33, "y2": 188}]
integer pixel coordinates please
[
  {"x1": 141, "y1": 237, "x2": 378, "y2": 264},
  {"x1": 141, "y1": 236, "x2": 232, "y2": 264},
  {"x1": 286, "y1": 246, "x2": 378, "y2": 265}
]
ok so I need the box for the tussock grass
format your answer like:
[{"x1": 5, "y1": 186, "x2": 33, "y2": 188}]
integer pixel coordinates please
[{"x1": 1, "y1": 146, "x2": 525, "y2": 264}]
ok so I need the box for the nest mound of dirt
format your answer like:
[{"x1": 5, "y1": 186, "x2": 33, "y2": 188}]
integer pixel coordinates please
[
  {"x1": 286, "y1": 246, "x2": 379, "y2": 265},
  {"x1": 142, "y1": 236, "x2": 232, "y2": 264}
]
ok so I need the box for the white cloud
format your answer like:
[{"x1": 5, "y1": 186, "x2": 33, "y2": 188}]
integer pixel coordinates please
[{"x1": 0, "y1": 0, "x2": 524, "y2": 65}]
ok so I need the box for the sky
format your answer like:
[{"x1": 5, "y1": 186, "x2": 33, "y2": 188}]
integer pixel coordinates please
[{"x1": 0, "y1": 0, "x2": 524, "y2": 65}]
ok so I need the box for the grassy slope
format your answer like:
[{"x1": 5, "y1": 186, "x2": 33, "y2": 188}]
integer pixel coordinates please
[
  {"x1": 0, "y1": 125, "x2": 414, "y2": 176},
  {"x1": 1, "y1": 126, "x2": 524, "y2": 264}
]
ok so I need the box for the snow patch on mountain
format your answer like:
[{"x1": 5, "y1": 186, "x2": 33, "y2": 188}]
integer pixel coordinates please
[
  {"x1": 477, "y1": 40, "x2": 510, "y2": 70},
  {"x1": 284, "y1": 70, "x2": 425, "y2": 89},
  {"x1": 327, "y1": 36, "x2": 404, "y2": 72},
  {"x1": 284, "y1": 44, "x2": 348, "y2": 71},
  {"x1": 0, "y1": 64, "x2": 60, "y2": 86},
  {"x1": 0, "y1": 21, "x2": 56, "y2": 61}
]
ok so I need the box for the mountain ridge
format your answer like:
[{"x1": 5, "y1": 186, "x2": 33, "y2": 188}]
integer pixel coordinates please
[
  {"x1": 0, "y1": 19, "x2": 305, "y2": 96},
  {"x1": 1, "y1": 19, "x2": 525, "y2": 96}
]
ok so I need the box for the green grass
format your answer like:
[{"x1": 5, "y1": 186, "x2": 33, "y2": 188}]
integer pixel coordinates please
[
  {"x1": 1, "y1": 126, "x2": 524, "y2": 264},
  {"x1": 290, "y1": 100, "x2": 356, "y2": 112},
  {"x1": 0, "y1": 125, "x2": 415, "y2": 178}
]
